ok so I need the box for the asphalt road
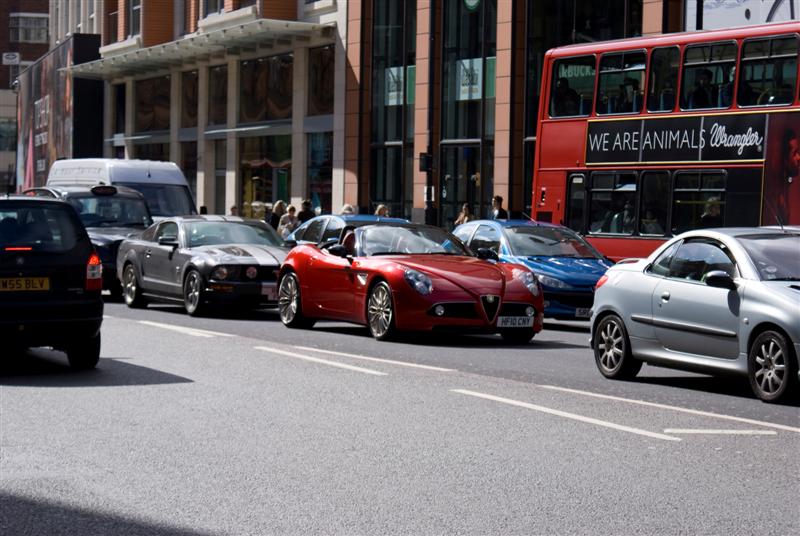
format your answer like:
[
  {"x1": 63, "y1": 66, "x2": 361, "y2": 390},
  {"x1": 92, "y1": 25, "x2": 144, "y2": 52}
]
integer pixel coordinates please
[{"x1": 2, "y1": 300, "x2": 799, "y2": 535}]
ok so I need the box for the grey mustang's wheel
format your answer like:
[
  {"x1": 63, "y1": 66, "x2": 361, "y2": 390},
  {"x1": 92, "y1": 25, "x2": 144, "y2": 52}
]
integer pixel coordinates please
[
  {"x1": 123, "y1": 264, "x2": 147, "y2": 308},
  {"x1": 367, "y1": 282, "x2": 396, "y2": 340},
  {"x1": 594, "y1": 314, "x2": 642, "y2": 379},
  {"x1": 279, "y1": 272, "x2": 314, "y2": 328},
  {"x1": 748, "y1": 330, "x2": 798, "y2": 403},
  {"x1": 183, "y1": 270, "x2": 206, "y2": 316}
]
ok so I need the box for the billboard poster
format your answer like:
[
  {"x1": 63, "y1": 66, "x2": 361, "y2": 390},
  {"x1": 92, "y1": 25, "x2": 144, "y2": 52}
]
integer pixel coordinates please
[
  {"x1": 586, "y1": 112, "x2": 767, "y2": 164},
  {"x1": 762, "y1": 111, "x2": 800, "y2": 225},
  {"x1": 15, "y1": 34, "x2": 101, "y2": 190},
  {"x1": 686, "y1": 0, "x2": 798, "y2": 31},
  {"x1": 456, "y1": 58, "x2": 483, "y2": 101}
]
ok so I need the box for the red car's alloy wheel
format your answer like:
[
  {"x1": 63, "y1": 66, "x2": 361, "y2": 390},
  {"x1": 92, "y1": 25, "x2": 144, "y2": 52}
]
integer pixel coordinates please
[{"x1": 367, "y1": 282, "x2": 395, "y2": 340}]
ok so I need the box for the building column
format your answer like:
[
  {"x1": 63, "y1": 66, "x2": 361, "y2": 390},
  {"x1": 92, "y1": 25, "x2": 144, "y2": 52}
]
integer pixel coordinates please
[
  {"x1": 124, "y1": 77, "x2": 135, "y2": 158},
  {"x1": 291, "y1": 45, "x2": 308, "y2": 208},
  {"x1": 225, "y1": 55, "x2": 240, "y2": 214},
  {"x1": 493, "y1": 0, "x2": 513, "y2": 212},
  {"x1": 343, "y1": 0, "x2": 364, "y2": 210},
  {"x1": 643, "y1": 0, "x2": 664, "y2": 36},
  {"x1": 196, "y1": 62, "x2": 213, "y2": 210},
  {"x1": 412, "y1": 0, "x2": 433, "y2": 223},
  {"x1": 169, "y1": 70, "x2": 181, "y2": 164},
  {"x1": 330, "y1": 3, "x2": 348, "y2": 214},
  {"x1": 103, "y1": 81, "x2": 114, "y2": 157}
]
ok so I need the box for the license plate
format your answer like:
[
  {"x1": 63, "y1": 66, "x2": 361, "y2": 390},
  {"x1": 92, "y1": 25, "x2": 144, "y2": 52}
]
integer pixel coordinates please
[
  {"x1": 261, "y1": 283, "x2": 277, "y2": 300},
  {"x1": 575, "y1": 308, "x2": 591, "y2": 318},
  {"x1": 0, "y1": 277, "x2": 50, "y2": 292},
  {"x1": 497, "y1": 316, "x2": 534, "y2": 328}
]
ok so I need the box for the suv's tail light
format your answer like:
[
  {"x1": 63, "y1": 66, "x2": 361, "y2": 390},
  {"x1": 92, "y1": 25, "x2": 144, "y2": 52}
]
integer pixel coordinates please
[
  {"x1": 86, "y1": 253, "x2": 103, "y2": 291},
  {"x1": 595, "y1": 274, "x2": 609, "y2": 291}
]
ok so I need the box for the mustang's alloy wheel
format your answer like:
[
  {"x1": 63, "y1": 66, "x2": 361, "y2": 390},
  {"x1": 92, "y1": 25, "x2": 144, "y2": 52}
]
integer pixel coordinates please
[
  {"x1": 279, "y1": 272, "x2": 314, "y2": 329},
  {"x1": 593, "y1": 314, "x2": 642, "y2": 379},
  {"x1": 183, "y1": 270, "x2": 206, "y2": 316},
  {"x1": 122, "y1": 264, "x2": 147, "y2": 309},
  {"x1": 367, "y1": 282, "x2": 396, "y2": 340},
  {"x1": 748, "y1": 330, "x2": 798, "y2": 403}
]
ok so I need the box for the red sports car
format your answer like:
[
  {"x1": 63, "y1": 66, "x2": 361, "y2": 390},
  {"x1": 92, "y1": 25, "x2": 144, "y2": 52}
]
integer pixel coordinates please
[{"x1": 278, "y1": 223, "x2": 545, "y2": 343}]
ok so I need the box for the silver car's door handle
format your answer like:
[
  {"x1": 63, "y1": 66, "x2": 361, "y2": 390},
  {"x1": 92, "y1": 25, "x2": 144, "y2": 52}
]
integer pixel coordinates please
[
  {"x1": 660, "y1": 291, "x2": 670, "y2": 301},
  {"x1": 145, "y1": 249, "x2": 152, "y2": 258}
]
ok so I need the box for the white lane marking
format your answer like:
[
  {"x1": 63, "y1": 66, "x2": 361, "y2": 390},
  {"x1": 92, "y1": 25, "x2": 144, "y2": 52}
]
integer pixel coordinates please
[
  {"x1": 293, "y1": 346, "x2": 454, "y2": 372},
  {"x1": 103, "y1": 315, "x2": 115, "y2": 319},
  {"x1": 537, "y1": 385, "x2": 800, "y2": 434},
  {"x1": 663, "y1": 429, "x2": 778, "y2": 436},
  {"x1": 452, "y1": 389, "x2": 680, "y2": 442},
  {"x1": 255, "y1": 347, "x2": 387, "y2": 376},
  {"x1": 138, "y1": 320, "x2": 234, "y2": 338}
]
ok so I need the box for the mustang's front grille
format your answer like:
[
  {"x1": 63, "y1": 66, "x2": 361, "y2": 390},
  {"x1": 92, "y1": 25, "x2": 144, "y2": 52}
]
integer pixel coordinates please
[
  {"x1": 480, "y1": 295, "x2": 501, "y2": 322},
  {"x1": 231, "y1": 265, "x2": 279, "y2": 282}
]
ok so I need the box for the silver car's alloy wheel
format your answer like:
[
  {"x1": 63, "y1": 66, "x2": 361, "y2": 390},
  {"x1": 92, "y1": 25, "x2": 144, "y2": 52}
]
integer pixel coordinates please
[
  {"x1": 597, "y1": 319, "x2": 624, "y2": 372},
  {"x1": 754, "y1": 340, "x2": 786, "y2": 395},
  {"x1": 748, "y1": 330, "x2": 797, "y2": 402},
  {"x1": 279, "y1": 273, "x2": 299, "y2": 325},
  {"x1": 367, "y1": 283, "x2": 393, "y2": 339},
  {"x1": 123, "y1": 265, "x2": 137, "y2": 305},
  {"x1": 184, "y1": 271, "x2": 202, "y2": 314}
]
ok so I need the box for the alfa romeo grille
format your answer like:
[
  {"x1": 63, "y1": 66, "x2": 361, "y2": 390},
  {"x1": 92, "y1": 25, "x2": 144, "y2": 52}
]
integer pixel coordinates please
[{"x1": 480, "y1": 295, "x2": 501, "y2": 322}]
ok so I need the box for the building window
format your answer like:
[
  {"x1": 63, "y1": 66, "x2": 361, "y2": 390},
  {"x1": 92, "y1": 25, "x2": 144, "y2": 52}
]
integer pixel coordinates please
[
  {"x1": 9, "y1": 14, "x2": 48, "y2": 43},
  {"x1": 208, "y1": 65, "x2": 228, "y2": 126},
  {"x1": 181, "y1": 71, "x2": 198, "y2": 128},
  {"x1": 0, "y1": 119, "x2": 16, "y2": 152},
  {"x1": 308, "y1": 132, "x2": 333, "y2": 214},
  {"x1": 240, "y1": 0, "x2": 257, "y2": 7},
  {"x1": 135, "y1": 143, "x2": 170, "y2": 161},
  {"x1": 239, "y1": 135, "x2": 292, "y2": 219},
  {"x1": 129, "y1": 0, "x2": 141, "y2": 37},
  {"x1": 182, "y1": 142, "x2": 198, "y2": 201},
  {"x1": 205, "y1": 0, "x2": 224, "y2": 17},
  {"x1": 239, "y1": 54, "x2": 293, "y2": 123},
  {"x1": 135, "y1": 76, "x2": 171, "y2": 132},
  {"x1": 308, "y1": 45, "x2": 335, "y2": 116}
]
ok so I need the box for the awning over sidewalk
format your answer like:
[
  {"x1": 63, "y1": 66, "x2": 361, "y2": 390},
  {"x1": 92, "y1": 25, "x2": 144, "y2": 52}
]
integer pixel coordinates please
[{"x1": 69, "y1": 18, "x2": 334, "y2": 80}]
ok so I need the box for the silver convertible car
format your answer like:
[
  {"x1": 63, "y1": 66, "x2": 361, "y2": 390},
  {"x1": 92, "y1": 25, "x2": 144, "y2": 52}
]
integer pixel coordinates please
[{"x1": 591, "y1": 228, "x2": 800, "y2": 403}]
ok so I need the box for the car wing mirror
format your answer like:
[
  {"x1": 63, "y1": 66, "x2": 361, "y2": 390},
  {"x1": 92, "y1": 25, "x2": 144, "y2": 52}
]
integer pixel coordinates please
[
  {"x1": 477, "y1": 247, "x2": 499, "y2": 262},
  {"x1": 158, "y1": 235, "x2": 179, "y2": 248},
  {"x1": 328, "y1": 244, "x2": 349, "y2": 258},
  {"x1": 284, "y1": 239, "x2": 297, "y2": 248},
  {"x1": 704, "y1": 270, "x2": 736, "y2": 290}
]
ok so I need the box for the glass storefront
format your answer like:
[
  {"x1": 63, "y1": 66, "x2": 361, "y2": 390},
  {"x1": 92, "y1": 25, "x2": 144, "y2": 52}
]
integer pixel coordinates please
[
  {"x1": 308, "y1": 132, "x2": 333, "y2": 215},
  {"x1": 208, "y1": 65, "x2": 227, "y2": 126},
  {"x1": 239, "y1": 54, "x2": 293, "y2": 124},
  {"x1": 135, "y1": 143, "x2": 169, "y2": 161},
  {"x1": 181, "y1": 141, "x2": 197, "y2": 201},
  {"x1": 440, "y1": 0, "x2": 496, "y2": 226},
  {"x1": 181, "y1": 71, "x2": 198, "y2": 128},
  {"x1": 308, "y1": 45, "x2": 335, "y2": 116},
  {"x1": 239, "y1": 135, "x2": 292, "y2": 219},
  {"x1": 214, "y1": 140, "x2": 226, "y2": 215},
  {"x1": 370, "y1": 0, "x2": 416, "y2": 220},
  {"x1": 135, "y1": 76, "x2": 170, "y2": 132}
]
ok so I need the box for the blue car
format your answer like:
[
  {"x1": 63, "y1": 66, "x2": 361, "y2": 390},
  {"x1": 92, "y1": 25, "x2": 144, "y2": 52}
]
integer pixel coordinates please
[
  {"x1": 286, "y1": 214, "x2": 409, "y2": 247},
  {"x1": 453, "y1": 219, "x2": 612, "y2": 320}
]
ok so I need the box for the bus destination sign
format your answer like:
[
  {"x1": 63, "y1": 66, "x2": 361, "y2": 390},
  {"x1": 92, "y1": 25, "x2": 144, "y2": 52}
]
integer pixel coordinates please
[{"x1": 586, "y1": 113, "x2": 767, "y2": 165}]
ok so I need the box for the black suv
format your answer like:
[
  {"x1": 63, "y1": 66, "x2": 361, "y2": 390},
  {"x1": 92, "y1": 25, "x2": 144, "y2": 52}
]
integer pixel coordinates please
[
  {"x1": 0, "y1": 196, "x2": 103, "y2": 368},
  {"x1": 24, "y1": 185, "x2": 153, "y2": 299}
]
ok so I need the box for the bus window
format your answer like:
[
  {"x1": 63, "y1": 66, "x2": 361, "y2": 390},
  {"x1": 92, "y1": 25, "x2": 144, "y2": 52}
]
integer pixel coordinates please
[
  {"x1": 681, "y1": 42, "x2": 736, "y2": 110},
  {"x1": 566, "y1": 174, "x2": 586, "y2": 232},
  {"x1": 639, "y1": 171, "x2": 669, "y2": 236},
  {"x1": 550, "y1": 56, "x2": 596, "y2": 117},
  {"x1": 739, "y1": 36, "x2": 798, "y2": 107},
  {"x1": 588, "y1": 172, "x2": 637, "y2": 235},
  {"x1": 672, "y1": 171, "x2": 726, "y2": 234},
  {"x1": 597, "y1": 51, "x2": 646, "y2": 115},
  {"x1": 647, "y1": 47, "x2": 679, "y2": 112}
]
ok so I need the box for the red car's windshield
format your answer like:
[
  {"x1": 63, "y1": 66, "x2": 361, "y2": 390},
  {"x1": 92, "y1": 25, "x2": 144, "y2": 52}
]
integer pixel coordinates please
[{"x1": 360, "y1": 226, "x2": 469, "y2": 256}]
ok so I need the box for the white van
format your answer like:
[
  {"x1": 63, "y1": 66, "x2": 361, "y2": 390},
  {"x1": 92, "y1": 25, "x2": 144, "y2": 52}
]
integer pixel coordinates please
[{"x1": 47, "y1": 159, "x2": 197, "y2": 218}]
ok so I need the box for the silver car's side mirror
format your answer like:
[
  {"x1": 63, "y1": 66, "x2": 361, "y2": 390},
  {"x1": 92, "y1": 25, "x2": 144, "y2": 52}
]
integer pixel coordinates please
[{"x1": 704, "y1": 270, "x2": 736, "y2": 290}]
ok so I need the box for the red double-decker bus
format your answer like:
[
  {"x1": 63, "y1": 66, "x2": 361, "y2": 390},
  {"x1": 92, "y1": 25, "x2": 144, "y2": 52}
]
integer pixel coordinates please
[{"x1": 531, "y1": 22, "x2": 800, "y2": 260}]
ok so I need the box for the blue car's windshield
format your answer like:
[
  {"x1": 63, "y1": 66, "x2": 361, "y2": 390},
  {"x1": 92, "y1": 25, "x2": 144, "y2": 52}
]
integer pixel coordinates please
[
  {"x1": 738, "y1": 234, "x2": 800, "y2": 281},
  {"x1": 506, "y1": 226, "x2": 603, "y2": 258},
  {"x1": 361, "y1": 226, "x2": 469, "y2": 256}
]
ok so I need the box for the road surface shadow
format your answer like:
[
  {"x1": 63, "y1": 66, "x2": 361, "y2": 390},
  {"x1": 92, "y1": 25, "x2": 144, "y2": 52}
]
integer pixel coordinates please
[
  {"x1": 145, "y1": 304, "x2": 280, "y2": 321},
  {"x1": 634, "y1": 374, "x2": 799, "y2": 406},
  {"x1": 0, "y1": 350, "x2": 193, "y2": 388},
  {"x1": 0, "y1": 493, "x2": 212, "y2": 536},
  {"x1": 543, "y1": 321, "x2": 591, "y2": 333}
]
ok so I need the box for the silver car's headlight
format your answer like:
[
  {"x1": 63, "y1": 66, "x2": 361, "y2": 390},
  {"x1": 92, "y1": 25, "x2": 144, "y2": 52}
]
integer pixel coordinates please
[
  {"x1": 537, "y1": 274, "x2": 572, "y2": 290},
  {"x1": 404, "y1": 269, "x2": 433, "y2": 295},
  {"x1": 515, "y1": 270, "x2": 541, "y2": 296}
]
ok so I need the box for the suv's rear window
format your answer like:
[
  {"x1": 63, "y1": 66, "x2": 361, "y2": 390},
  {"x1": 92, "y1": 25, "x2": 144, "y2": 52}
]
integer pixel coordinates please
[{"x1": 0, "y1": 203, "x2": 82, "y2": 252}]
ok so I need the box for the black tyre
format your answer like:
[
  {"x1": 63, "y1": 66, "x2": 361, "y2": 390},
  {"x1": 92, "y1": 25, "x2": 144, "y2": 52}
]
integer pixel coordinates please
[
  {"x1": 748, "y1": 330, "x2": 798, "y2": 403},
  {"x1": 367, "y1": 281, "x2": 396, "y2": 341},
  {"x1": 183, "y1": 270, "x2": 207, "y2": 316},
  {"x1": 122, "y1": 263, "x2": 147, "y2": 308},
  {"x1": 278, "y1": 272, "x2": 315, "y2": 329},
  {"x1": 66, "y1": 332, "x2": 101, "y2": 370},
  {"x1": 593, "y1": 314, "x2": 642, "y2": 379},
  {"x1": 500, "y1": 328, "x2": 536, "y2": 345}
]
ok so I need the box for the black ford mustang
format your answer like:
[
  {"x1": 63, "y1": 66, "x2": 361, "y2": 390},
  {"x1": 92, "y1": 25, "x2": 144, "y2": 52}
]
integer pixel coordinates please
[{"x1": 117, "y1": 216, "x2": 287, "y2": 315}]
